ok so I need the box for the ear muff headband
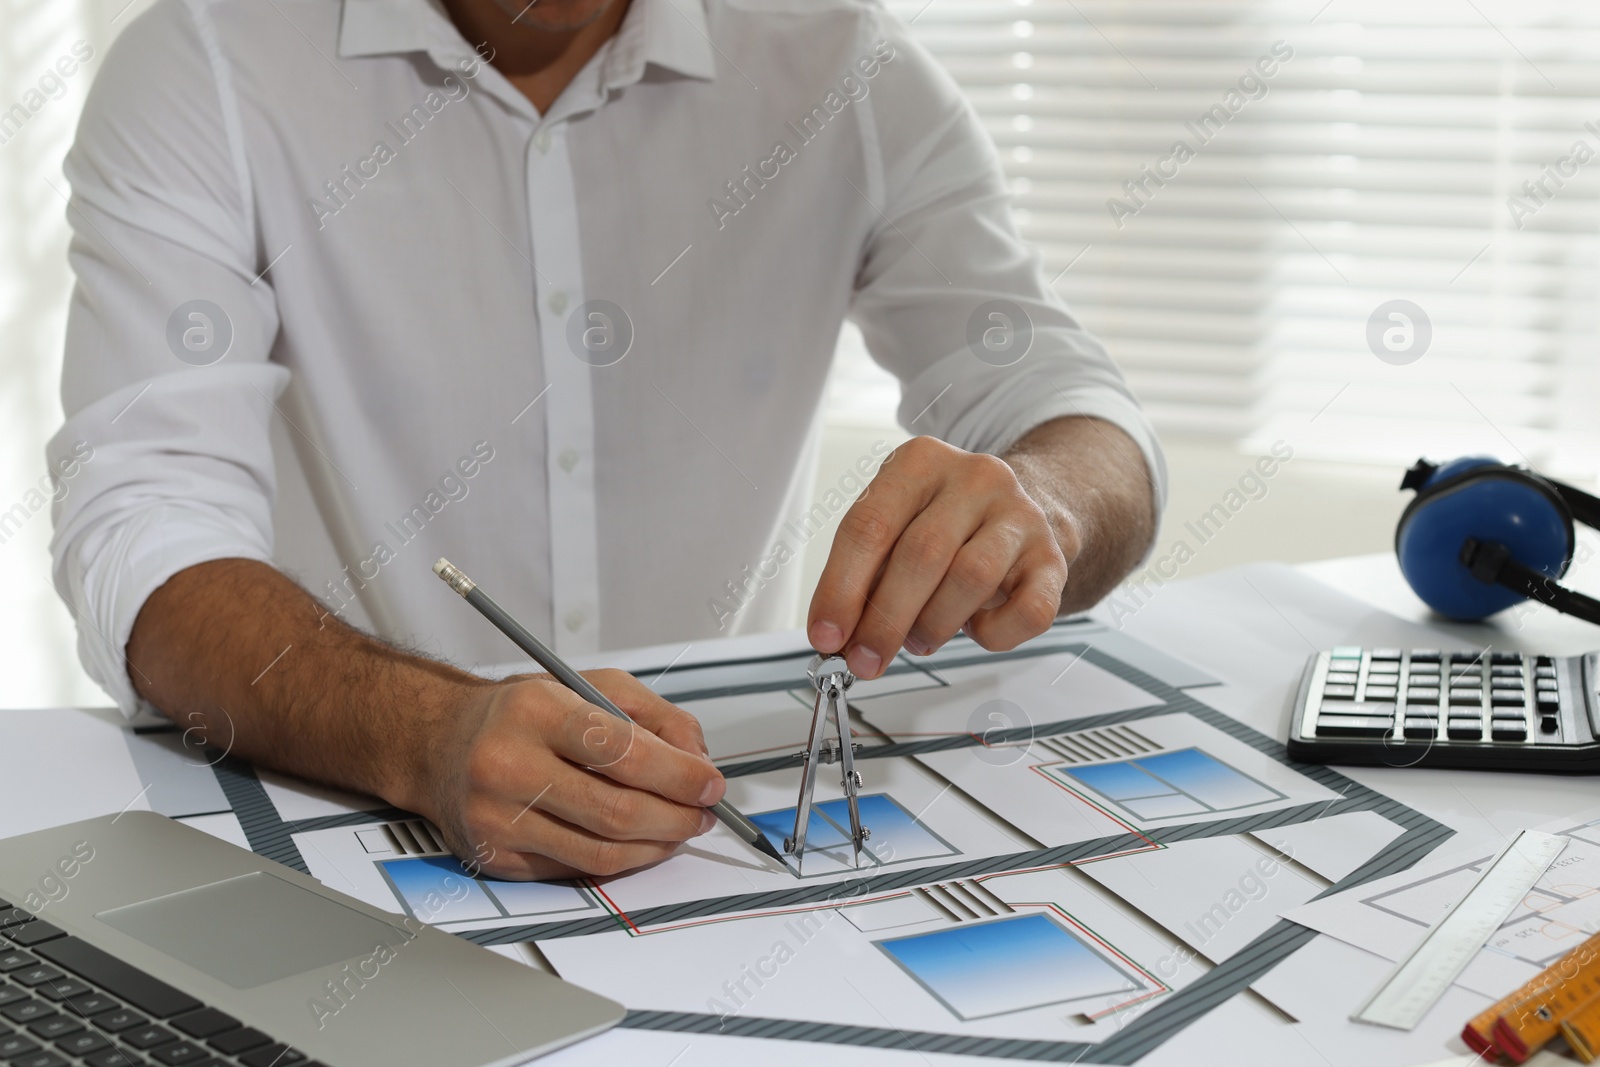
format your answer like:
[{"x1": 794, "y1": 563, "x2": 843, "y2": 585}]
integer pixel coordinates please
[
  {"x1": 1553, "y1": 480, "x2": 1600, "y2": 532},
  {"x1": 1457, "y1": 536, "x2": 1600, "y2": 625}
]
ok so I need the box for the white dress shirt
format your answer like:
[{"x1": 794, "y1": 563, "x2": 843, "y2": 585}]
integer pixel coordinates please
[{"x1": 49, "y1": 0, "x2": 1167, "y2": 717}]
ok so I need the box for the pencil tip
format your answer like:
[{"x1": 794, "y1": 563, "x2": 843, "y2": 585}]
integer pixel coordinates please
[{"x1": 752, "y1": 835, "x2": 784, "y2": 862}]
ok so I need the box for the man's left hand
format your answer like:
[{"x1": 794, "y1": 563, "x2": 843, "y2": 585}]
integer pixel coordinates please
[{"x1": 806, "y1": 436, "x2": 1072, "y2": 679}]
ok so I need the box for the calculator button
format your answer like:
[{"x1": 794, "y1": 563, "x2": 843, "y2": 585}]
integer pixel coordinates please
[
  {"x1": 1408, "y1": 662, "x2": 1440, "y2": 675},
  {"x1": 1405, "y1": 687, "x2": 1440, "y2": 701},
  {"x1": 1491, "y1": 651, "x2": 1522, "y2": 664},
  {"x1": 1537, "y1": 665, "x2": 1557, "y2": 679},
  {"x1": 1538, "y1": 696, "x2": 1561, "y2": 712},
  {"x1": 1448, "y1": 722, "x2": 1484, "y2": 740},
  {"x1": 1317, "y1": 716, "x2": 1393, "y2": 737},
  {"x1": 1324, "y1": 672, "x2": 1359, "y2": 686},
  {"x1": 1537, "y1": 678, "x2": 1559, "y2": 691},
  {"x1": 1449, "y1": 692, "x2": 1482, "y2": 706},
  {"x1": 1321, "y1": 701, "x2": 1395, "y2": 716},
  {"x1": 1491, "y1": 692, "x2": 1526, "y2": 707},
  {"x1": 1404, "y1": 718, "x2": 1438, "y2": 738},
  {"x1": 1330, "y1": 647, "x2": 1363, "y2": 661},
  {"x1": 1492, "y1": 724, "x2": 1528, "y2": 741},
  {"x1": 1321, "y1": 684, "x2": 1356, "y2": 699},
  {"x1": 1371, "y1": 648, "x2": 1402, "y2": 660},
  {"x1": 1492, "y1": 665, "x2": 1524, "y2": 677},
  {"x1": 1410, "y1": 649, "x2": 1442, "y2": 662},
  {"x1": 1541, "y1": 716, "x2": 1560, "y2": 734},
  {"x1": 1368, "y1": 662, "x2": 1401, "y2": 675},
  {"x1": 1365, "y1": 685, "x2": 1398, "y2": 700}
]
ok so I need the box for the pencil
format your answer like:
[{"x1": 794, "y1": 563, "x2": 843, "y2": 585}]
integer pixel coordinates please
[{"x1": 432, "y1": 558, "x2": 784, "y2": 864}]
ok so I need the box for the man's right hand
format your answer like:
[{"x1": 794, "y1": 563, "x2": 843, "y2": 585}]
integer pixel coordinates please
[
  {"x1": 128, "y1": 561, "x2": 727, "y2": 883},
  {"x1": 413, "y1": 669, "x2": 727, "y2": 881}
]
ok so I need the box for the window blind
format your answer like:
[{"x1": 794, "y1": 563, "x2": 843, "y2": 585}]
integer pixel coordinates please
[{"x1": 837, "y1": 0, "x2": 1600, "y2": 480}]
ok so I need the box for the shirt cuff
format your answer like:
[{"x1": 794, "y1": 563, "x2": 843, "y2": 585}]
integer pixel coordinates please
[{"x1": 57, "y1": 504, "x2": 273, "y2": 719}]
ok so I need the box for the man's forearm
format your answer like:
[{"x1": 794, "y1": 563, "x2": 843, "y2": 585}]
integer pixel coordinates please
[
  {"x1": 1002, "y1": 415, "x2": 1157, "y2": 614},
  {"x1": 126, "y1": 558, "x2": 482, "y2": 811}
]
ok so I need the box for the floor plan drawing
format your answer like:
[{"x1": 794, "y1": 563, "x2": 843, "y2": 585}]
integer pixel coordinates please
[{"x1": 196, "y1": 619, "x2": 1450, "y2": 1063}]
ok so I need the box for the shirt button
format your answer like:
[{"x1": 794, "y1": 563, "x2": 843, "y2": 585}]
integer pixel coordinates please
[
  {"x1": 557, "y1": 447, "x2": 580, "y2": 472},
  {"x1": 547, "y1": 291, "x2": 568, "y2": 315},
  {"x1": 535, "y1": 129, "x2": 552, "y2": 154},
  {"x1": 564, "y1": 608, "x2": 586, "y2": 632}
]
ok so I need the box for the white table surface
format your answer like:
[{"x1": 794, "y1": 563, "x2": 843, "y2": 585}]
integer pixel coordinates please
[{"x1": 10, "y1": 551, "x2": 1600, "y2": 1066}]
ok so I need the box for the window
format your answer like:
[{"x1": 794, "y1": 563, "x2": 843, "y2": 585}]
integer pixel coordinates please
[{"x1": 858, "y1": 0, "x2": 1600, "y2": 480}]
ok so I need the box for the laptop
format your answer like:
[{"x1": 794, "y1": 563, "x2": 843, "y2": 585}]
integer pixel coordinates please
[{"x1": 0, "y1": 811, "x2": 623, "y2": 1067}]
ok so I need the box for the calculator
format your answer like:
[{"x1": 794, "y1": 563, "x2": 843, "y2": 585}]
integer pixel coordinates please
[{"x1": 1286, "y1": 647, "x2": 1600, "y2": 772}]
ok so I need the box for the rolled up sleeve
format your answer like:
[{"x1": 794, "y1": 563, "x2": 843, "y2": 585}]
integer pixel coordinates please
[
  {"x1": 848, "y1": 19, "x2": 1167, "y2": 522},
  {"x1": 49, "y1": 0, "x2": 285, "y2": 717}
]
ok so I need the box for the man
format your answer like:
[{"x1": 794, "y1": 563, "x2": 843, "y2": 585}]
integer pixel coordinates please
[{"x1": 50, "y1": 0, "x2": 1165, "y2": 880}]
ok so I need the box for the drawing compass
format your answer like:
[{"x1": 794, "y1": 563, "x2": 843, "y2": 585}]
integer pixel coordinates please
[{"x1": 785, "y1": 653, "x2": 870, "y2": 873}]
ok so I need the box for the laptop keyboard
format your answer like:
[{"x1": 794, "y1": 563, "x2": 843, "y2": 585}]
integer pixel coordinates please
[{"x1": 0, "y1": 900, "x2": 325, "y2": 1067}]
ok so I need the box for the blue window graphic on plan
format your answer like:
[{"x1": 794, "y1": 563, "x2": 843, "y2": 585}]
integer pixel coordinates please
[
  {"x1": 378, "y1": 856, "x2": 593, "y2": 924},
  {"x1": 876, "y1": 913, "x2": 1138, "y2": 1020},
  {"x1": 749, "y1": 794, "x2": 959, "y2": 876},
  {"x1": 1054, "y1": 747, "x2": 1284, "y2": 822}
]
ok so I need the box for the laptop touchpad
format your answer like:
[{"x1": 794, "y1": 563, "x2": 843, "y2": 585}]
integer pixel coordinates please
[{"x1": 98, "y1": 871, "x2": 412, "y2": 989}]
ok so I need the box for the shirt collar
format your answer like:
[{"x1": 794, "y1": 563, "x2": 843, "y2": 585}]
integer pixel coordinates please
[
  {"x1": 600, "y1": 0, "x2": 717, "y2": 87},
  {"x1": 337, "y1": 0, "x2": 717, "y2": 85}
]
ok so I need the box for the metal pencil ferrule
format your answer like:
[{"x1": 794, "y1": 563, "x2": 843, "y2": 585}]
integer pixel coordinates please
[{"x1": 433, "y1": 558, "x2": 476, "y2": 597}]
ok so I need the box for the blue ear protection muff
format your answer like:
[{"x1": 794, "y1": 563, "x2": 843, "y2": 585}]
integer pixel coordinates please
[{"x1": 1396, "y1": 456, "x2": 1600, "y2": 624}]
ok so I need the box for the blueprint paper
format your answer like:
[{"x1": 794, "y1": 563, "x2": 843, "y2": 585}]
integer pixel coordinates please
[
  {"x1": 96, "y1": 612, "x2": 1466, "y2": 1062},
  {"x1": 122, "y1": 729, "x2": 231, "y2": 818},
  {"x1": 257, "y1": 768, "x2": 387, "y2": 823},
  {"x1": 852, "y1": 655, "x2": 1164, "y2": 741},
  {"x1": 1283, "y1": 811, "x2": 1600, "y2": 1000},
  {"x1": 907, "y1": 709, "x2": 1339, "y2": 847},
  {"x1": 539, "y1": 865, "x2": 1193, "y2": 1044},
  {"x1": 1249, "y1": 810, "x2": 1407, "y2": 883},
  {"x1": 1080, "y1": 835, "x2": 1324, "y2": 963},
  {"x1": 0, "y1": 709, "x2": 151, "y2": 840}
]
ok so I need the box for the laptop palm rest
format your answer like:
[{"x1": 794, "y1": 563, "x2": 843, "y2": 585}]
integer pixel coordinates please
[{"x1": 97, "y1": 871, "x2": 409, "y2": 989}]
